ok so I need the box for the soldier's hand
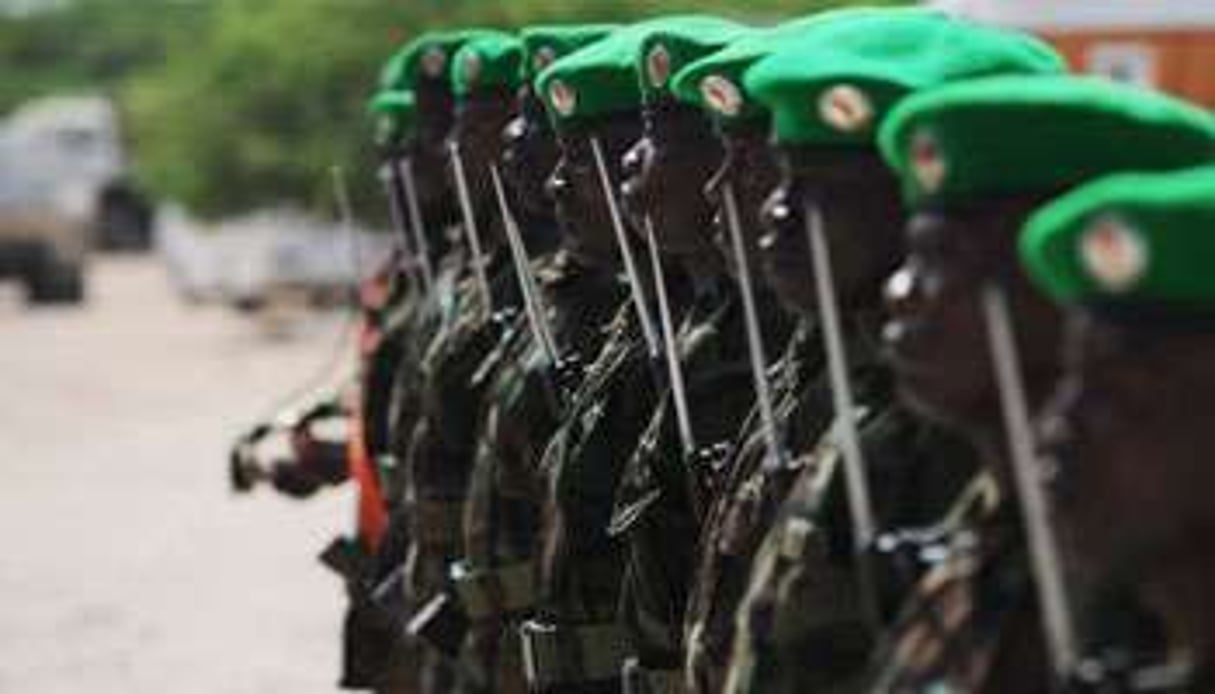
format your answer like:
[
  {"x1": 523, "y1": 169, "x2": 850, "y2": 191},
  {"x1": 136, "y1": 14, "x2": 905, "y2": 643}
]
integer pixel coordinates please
[{"x1": 553, "y1": 352, "x2": 585, "y2": 400}]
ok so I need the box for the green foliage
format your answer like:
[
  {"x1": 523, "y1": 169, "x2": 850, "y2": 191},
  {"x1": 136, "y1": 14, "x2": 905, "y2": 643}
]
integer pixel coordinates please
[{"x1": 3, "y1": 0, "x2": 907, "y2": 218}]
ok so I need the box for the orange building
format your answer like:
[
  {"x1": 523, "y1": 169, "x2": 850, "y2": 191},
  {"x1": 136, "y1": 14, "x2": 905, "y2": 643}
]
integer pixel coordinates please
[{"x1": 929, "y1": 0, "x2": 1215, "y2": 108}]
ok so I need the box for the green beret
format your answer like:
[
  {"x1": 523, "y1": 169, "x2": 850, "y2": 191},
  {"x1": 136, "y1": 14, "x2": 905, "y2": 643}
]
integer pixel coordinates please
[
  {"x1": 535, "y1": 15, "x2": 739, "y2": 129},
  {"x1": 451, "y1": 31, "x2": 524, "y2": 97},
  {"x1": 379, "y1": 29, "x2": 500, "y2": 91},
  {"x1": 1021, "y1": 166, "x2": 1215, "y2": 309},
  {"x1": 671, "y1": 8, "x2": 932, "y2": 125},
  {"x1": 744, "y1": 12, "x2": 1063, "y2": 148},
  {"x1": 519, "y1": 24, "x2": 618, "y2": 84},
  {"x1": 367, "y1": 89, "x2": 416, "y2": 145},
  {"x1": 880, "y1": 75, "x2": 1215, "y2": 207},
  {"x1": 635, "y1": 17, "x2": 751, "y2": 103}
]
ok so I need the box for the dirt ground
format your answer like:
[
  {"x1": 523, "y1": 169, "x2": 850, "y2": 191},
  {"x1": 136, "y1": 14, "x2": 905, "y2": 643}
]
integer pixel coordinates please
[{"x1": 0, "y1": 256, "x2": 360, "y2": 693}]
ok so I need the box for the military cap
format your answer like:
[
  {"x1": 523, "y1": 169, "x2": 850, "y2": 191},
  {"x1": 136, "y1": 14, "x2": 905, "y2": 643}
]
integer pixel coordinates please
[
  {"x1": 880, "y1": 75, "x2": 1215, "y2": 207},
  {"x1": 635, "y1": 17, "x2": 750, "y2": 104},
  {"x1": 534, "y1": 15, "x2": 742, "y2": 129},
  {"x1": 379, "y1": 29, "x2": 501, "y2": 91},
  {"x1": 1021, "y1": 166, "x2": 1215, "y2": 309},
  {"x1": 744, "y1": 12, "x2": 1063, "y2": 148},
  {"x1": 452, "y1": 31, "x2": 524, "y2": 96},
  {"x1": 671, "y1": 8, "x2": 931, "y2": 125},
  {"x1": 367, "y1": 89, "x2": 416, "y2": 145},
  {"x1": 519, "y1": 24, "x2": 618, "y2": 84}
]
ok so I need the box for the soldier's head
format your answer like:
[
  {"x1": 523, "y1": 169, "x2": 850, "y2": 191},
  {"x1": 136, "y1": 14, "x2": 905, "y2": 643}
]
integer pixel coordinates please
[
  {"x1": 448, "y1": 31, "x2": 524, "y2": 237},
  {"x1": 880, "y1": 76, "x2": 1215, "y2": 441},
  {"x1": 743, "y1": 10, "x2": 1063, "y2": 317},
  {"x1": 673, "y1": 9, "x2": 894, "y2": 302},
  {"x1": 504, "y1": 25, "x2": 616, "y2": 218},
  {"x1": 1025, "y1": 166, "x2": 1215, "y2": 589},
  {"x1": 378, "y1": 31, "x2": 487, "y2": 228},
  {"x1": 617, "y1": 18, "x2": 749, "y2": 259},
  {"x1": 535, "y1": 24, "x2": 650, "y2": 267}
]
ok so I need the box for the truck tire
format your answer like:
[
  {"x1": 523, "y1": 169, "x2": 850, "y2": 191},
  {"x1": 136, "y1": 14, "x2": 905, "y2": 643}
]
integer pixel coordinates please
[
  {"x1": 27, "y1": 256, "x2": 85, "y2": 305},
  {"x1": 96, "y1": 190, "x2": 155, "y2": 252}
]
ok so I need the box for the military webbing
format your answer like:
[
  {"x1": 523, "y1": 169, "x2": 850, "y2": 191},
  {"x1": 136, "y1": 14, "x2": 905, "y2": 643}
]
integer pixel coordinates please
[
  {"x1": 520, "y1": 619, "x2": 634, "y2": 689},
  {"x1": 451, "y1": 559, "x2": 537, "y2": 620}
]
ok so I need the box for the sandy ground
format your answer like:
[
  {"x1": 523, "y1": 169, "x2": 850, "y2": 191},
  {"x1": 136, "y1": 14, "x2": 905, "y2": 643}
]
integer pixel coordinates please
[{"x1": 0, "y1": 256, "x2": 359, "y2": 693}]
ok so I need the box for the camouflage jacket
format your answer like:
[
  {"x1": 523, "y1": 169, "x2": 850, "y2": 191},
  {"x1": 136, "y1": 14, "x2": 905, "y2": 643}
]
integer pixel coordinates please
[
  {"x1": 684, "y1": 324, "x2": 832, "y2": 694},
  {"x1": 457, "y1": 252, "x2": 624, "y2": 692},
  {"x1": 609, "y1": 279, "x2": 795, "y2": 676},
  {"x1": 725, "y1": 338, "x2": 978, "y2": 694},
  {"x1": 864, "y1": 475, "x2": 1052, "y2": 693}
]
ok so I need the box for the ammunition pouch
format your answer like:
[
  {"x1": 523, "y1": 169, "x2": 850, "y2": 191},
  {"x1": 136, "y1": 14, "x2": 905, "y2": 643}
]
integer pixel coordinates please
[
  {"x1": 621, "y1": 658, "x2": 685, "y2": 694},
  {"x1": 519, "y1": 619, "x2": 632, "y2": 691},
  {"x1": 407, "y1": 592, "x2": 470, "y2": 659},
  {"x1": 337, "y1": 564, "x2": 409, "y2": 689},
  {"x1": 451, "y1": 559, "x2": 538, "y2": 621}
]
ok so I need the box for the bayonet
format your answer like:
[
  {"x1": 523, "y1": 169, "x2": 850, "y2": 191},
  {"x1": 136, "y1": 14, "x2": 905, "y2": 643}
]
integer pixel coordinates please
[
  {"x1": 982, "y1": 283, "x2": 1080, "y2": 682},
  {"x1": 489, "y1": 161, "x2": 560, "y2": 367},
  {"x1": 377, "y1": 161, "x2": 421, "y2": 294},
  {"x1": 588, "y1": 136, "x2": 661, "y2": 361},
  {"x1": 803, "y1": 201, "x2": 878, "y2": 552},
  {"x1": 643, "y1": 215, "x2": 697, "y2": 458},
  {"x1": 447, "y1": 141, "x2": 495, "y2": 316},
  {"x1": 396, "y1": 156, "x2": 437, "y2": 296},
  {"x1": 721, "y1": 181, "x2": 783, "y2": 467}
]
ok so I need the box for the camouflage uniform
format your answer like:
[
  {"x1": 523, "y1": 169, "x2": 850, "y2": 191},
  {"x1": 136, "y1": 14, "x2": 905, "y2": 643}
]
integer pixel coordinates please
[
  {"x1": 724, "y1": 335, "x2": 977, "y2": 693},
  {"x1": 457, "y1": 250, "x2": 625, "y2": 693},
  {"x1": 610, "y1": 280, "x2": 794, "y2": 691},
  {"x1": 864, "y1": 478, "x2": 1051, "y2": 693},
  {"x1": 403, "y1": 247, "x2": 524, "y2": 691},
  {"x1": 523, "y1": 292, "x2": 665, "y2": 693},
  {"x1": 683, "y1": 323, "x2": 831, "y2": 694}
]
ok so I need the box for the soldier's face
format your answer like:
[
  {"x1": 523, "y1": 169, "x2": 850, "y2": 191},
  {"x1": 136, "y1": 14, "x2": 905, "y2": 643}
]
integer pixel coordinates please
[
  {"x1": 759, "y1": 148, "x2": 904, "y2": 316},
  {"x1": 546, "y1": 115, "x2": 642, "y2": 267},
  {"x1": 501, "y1": 89, "x2": 558, "y2": 219},
  {"x1": 705, "y1": 127, "x2": 779, "y2": 283},
  {"x1": 447, "y1": 88, "x2": 518, "y2": 224},
  {"x1": 620, "y1": 104, "x2": 723, "y2": 256},
  {"x1": 882, "y1": 199, "x2": 1062, "y2": 432},
  {"x1": 406, "y1": 80, "x2": 458, "y2": 224},
  {"x1": 1041, "y1": 318, "x2": 1215, "y2": 582}
]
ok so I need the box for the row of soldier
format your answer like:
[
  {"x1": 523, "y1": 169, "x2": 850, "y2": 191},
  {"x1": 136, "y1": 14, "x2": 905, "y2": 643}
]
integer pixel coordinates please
[{"x1": 229, "y1": 7, "x2": 1215, "y2": 693}]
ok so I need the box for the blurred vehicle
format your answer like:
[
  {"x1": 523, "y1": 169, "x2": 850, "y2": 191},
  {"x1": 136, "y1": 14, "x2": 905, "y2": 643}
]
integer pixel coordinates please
[
  {"x1": 2, "y1": 95, "x2": 155, "y2": 253},
  {"x1": 0, "y1": 135, "x2": 92, "y2": 304},
  {"x1": 159, "y1": 206, "x2": 394, "y2": 311}
]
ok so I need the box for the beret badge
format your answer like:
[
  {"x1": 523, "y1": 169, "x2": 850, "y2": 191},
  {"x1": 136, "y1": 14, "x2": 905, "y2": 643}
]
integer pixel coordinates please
[
  {"x1": 549, "y1": 79, "x2": 578, "y2": 117},
  {"x1": 819, "y1": 84, "x2": 873, "y2": 134},
  {"x1": 647, "y1": 44, "x2": 672, "y2": 89},
  {"x1": 1080, "y1": 215, "x2": 1148, "y2": 292},
  {"x1": 700, "y1": 74, "x2": 742, "y2": 118}
]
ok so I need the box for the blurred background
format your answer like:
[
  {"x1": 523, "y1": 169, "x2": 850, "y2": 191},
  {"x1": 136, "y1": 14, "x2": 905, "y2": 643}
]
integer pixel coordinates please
[{"x1": 0, "y1": 0, "x2": 1208, "y2": 692}]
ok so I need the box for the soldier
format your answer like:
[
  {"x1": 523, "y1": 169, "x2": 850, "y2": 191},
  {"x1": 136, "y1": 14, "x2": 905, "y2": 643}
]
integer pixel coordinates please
[
  {"x1": 519, "y1": 16, "x2": 746, "y2": 692},
  {"x1": 607, "y1": 19, "x2": 783, "y2": 693},
  {"x1": 713, "y1": 13, "x2": 1063, "y2": 692},
  {"x1": 401, "y1": 29, "x2": 538, "y2": 692},
  {"x1": 872, "y1": 75, "x2": 1215, "y2": 691},
  {"x1": 455, "y1": 24, "x2": 623, "y2": 694},
  {"x1": 1022, "y1": 165, "x2": 1215, "y2": 689}
]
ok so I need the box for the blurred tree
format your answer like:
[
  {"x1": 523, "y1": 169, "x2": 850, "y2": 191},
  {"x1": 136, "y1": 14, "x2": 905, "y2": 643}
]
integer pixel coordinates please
[{"x1": 3, "y1": 0, "x2": 907, "y2": 218}]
